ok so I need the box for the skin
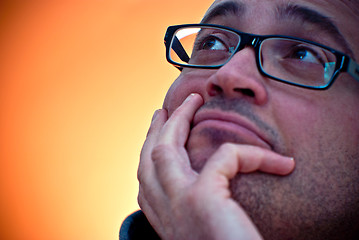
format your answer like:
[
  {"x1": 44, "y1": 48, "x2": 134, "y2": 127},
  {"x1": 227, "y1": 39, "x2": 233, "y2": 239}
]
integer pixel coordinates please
[{"x1": 137, "y1": 0, "x2": 359, "y2": 239}]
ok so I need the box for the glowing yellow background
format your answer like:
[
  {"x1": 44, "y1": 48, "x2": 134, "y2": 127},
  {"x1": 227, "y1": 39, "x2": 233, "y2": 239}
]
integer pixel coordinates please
[{"x1": 0, "y1": 0, "x2": 212, "y2": 239}]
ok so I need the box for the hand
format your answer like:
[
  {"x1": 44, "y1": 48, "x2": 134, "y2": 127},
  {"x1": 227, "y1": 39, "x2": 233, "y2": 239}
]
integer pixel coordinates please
[{"x1": 137, "y1": 93, "x2": 295, "y2": 240}]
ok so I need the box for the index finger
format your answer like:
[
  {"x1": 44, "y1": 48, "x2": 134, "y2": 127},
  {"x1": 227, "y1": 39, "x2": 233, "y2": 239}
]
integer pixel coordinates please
[
  {"x1": 158, "y1": 93, "x2": 203, "y2": 147},
  {"x1": 150, "y1": 93, "x2": 203, "y2": 194}
]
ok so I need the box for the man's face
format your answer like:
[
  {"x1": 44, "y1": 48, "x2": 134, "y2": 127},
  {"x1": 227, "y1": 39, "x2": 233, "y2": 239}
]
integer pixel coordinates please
[{"x1": 163, "y1": 0, "x2": 359, "y2": 239}]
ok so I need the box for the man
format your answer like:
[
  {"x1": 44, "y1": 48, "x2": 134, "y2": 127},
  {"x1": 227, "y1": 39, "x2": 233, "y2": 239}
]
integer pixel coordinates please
[{"x1": 120, "y1": 0, "x2": 359, "y2": 239}]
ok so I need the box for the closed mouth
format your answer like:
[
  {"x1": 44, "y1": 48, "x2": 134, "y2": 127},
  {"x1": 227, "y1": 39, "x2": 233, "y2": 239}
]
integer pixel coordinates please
[{"x1": 192, "y1": 109, "x2": 273, "y2": 150}]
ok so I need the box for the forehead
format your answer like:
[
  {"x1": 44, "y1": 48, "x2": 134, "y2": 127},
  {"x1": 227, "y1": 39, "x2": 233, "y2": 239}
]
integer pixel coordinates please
[
  {"x1": 207, "y1": 0, "x2": 359, "y2": 18},
  {"x1": 204, "y1": 0, "x2": 359, "y2": 58}
]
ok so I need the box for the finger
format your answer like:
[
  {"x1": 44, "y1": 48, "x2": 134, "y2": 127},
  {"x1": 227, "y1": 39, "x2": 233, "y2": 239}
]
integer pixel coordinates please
[
  {"x1": 138, "y1": 109, "x2": 167, "y2": 183},
  {"x1": 151, "y1": 94, "x2": 203, "y2": 193},
  {"x1": 137, "y1": 110, "x2": 169, "y2": 235},
  {"x1": 201, "y1": 143, "x2": 295, "y2": 183},
  {"x1": 138, "y1": 185, "x2": 163, "y2": 234},
  {"x1": 158, "y1": 93, "x2": 203, "y2": 146}
]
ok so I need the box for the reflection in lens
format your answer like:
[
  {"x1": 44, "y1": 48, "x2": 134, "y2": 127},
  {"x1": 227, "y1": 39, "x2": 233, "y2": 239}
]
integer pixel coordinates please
[{"x1": 170, "y1": 27, "x2": 240, "y2": 67}]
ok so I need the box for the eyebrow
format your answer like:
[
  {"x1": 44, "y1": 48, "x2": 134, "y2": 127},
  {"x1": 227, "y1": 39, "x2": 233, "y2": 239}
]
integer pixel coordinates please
[
  {"x1": 201, "y1": 1, "x2": 245, "y2": 24},
  {"x1": 277, "y1": 4, "x2": 355, "y2": 58},
  {"x1": 200, "y1": 1, "x2": 355, "y2": 58}
]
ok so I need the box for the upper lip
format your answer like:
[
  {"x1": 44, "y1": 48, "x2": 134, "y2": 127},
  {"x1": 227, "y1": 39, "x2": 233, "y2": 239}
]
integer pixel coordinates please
[{"x1": 192, "y1": 109, "x2": 273, "y2": 149}]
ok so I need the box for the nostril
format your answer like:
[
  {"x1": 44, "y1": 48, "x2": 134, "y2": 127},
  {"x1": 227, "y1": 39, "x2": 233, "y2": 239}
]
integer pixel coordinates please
[
  {"x1": 234, "y1": 88, "x2": 255, "y2": 97},
  {"x1": 208, "y1": 83, "x2": 223, "y2": 96}
]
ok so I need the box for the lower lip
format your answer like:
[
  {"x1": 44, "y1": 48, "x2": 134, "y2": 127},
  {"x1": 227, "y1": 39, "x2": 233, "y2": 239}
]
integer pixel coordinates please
[{"x1": 192, "y1": 119, "x2": 271, "y2": 149}]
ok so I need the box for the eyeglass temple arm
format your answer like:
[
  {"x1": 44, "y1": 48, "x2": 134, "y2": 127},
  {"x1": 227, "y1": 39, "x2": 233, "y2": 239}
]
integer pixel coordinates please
[
  {"x1": 172, "y1": 36, "x2": 190, "y2": 65},
  {"x1": 348, "y1": 58, "x2": 359, "y2": 83}
]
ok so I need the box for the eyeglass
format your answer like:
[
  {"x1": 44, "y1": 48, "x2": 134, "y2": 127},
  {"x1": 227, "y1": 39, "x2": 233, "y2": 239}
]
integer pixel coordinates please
[{"x1": 164, "y1": 24, "x2": 359, "y2": 90}]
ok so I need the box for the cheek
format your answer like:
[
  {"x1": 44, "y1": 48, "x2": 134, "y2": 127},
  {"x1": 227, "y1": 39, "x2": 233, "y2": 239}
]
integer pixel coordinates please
[
  {"x1": 272, "y1": 99, "x2": 319, "y2": 155},
  {"x1": 163, "y1": 70, "x2": 212, "y2": 115},
  {"x1": 163, "y1": 77, "x2": 189, "y2": 115},
  {"x1": 272, "y1": 90, "x2": 359, "y2": 156}
]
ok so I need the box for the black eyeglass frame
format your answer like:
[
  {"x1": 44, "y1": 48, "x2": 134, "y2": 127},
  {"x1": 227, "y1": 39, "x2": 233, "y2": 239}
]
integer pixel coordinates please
[{"x1": 164, "y1": 23, "x2": 359, "y2": 90}]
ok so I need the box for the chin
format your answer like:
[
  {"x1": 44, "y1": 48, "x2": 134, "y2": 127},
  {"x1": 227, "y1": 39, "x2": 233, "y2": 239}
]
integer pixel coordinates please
[
  {"x1": 186, "y1": 140, "x2": 216, "y2": 172},
  {"x1": 186, "y1": 127, "x2": 244, "y2": 172},
  {"x1": 186, "y1": 126, "x2": 258, "y2": 172}
]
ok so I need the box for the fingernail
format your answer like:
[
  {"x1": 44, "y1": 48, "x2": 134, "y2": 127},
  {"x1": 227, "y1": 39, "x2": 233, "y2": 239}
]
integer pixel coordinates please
[{"x1": 184, "y1": 93, "x2": 196, "y2": 103}]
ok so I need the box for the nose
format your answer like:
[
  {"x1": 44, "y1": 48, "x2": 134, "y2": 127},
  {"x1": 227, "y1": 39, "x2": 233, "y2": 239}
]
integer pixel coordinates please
[{"x1": 205, "y1": 47, "x2": 268, "y2": 105}]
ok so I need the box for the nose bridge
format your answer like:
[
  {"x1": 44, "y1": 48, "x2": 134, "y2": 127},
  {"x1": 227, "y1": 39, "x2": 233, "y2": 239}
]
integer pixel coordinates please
[
  {"x1": 206, "y1": 46, "x2": 268, "y2": 105},
  {"x1": 223, "y1": 46, "x2": 262, "y2": 83},
  {"x1": 234, "y1": 32, "x2": 258, "y2": 55}
]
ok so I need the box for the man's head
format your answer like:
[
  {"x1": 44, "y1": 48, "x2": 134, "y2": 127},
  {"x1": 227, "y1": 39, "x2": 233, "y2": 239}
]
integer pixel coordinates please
[{"x1": 163, "y1": 0, "x2": 359, "y2": 239}]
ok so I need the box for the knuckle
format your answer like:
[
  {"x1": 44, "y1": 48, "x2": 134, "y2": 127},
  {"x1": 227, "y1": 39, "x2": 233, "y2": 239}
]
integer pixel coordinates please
[
  {"x1": 146, "y1": 122, "x2": 157, "y2": 137},
  {"x1": 170, "y1": 107, "x2": 183, "y2": 119},
  {"x1": 137, "y1": 191, "x2": 144, "y2": 208},
  {"x1": 137, "y1": 168, "x2": 145, "y2": 183},
  {"x1": 137, "y1": 164, "x2": 151, "y2": 186},
  {"x1": 220, "y1": 142, "x2": 234, "y2": 149},
  {"x1": 219, "y1": 142, "x2": 236, "y2": 153},
  {"x1": 184, "y1": 184, "x2": 204, "y2": 206},
  {"x1": 151, "y1": 144, "x2": 176, "y2": 162}
]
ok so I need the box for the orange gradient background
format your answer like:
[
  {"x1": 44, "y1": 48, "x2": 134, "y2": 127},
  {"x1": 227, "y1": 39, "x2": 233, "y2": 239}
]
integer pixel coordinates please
[{"x1": 0, "y1": 0, "x2": 213, "y2": 239}]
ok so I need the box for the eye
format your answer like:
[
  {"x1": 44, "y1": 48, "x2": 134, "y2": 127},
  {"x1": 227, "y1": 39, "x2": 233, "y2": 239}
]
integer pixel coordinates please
[
  {"x1": 288, "y1": 46, "x2": 325, "y2": 65},
  {"x1": 200, "y1": 36, "x2": 227, "y2": 51}
]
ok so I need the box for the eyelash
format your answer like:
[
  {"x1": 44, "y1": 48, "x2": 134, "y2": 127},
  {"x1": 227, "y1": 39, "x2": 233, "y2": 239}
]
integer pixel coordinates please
[{"x1": 194, "y1": 33, "x2": 231, "y2": 51}]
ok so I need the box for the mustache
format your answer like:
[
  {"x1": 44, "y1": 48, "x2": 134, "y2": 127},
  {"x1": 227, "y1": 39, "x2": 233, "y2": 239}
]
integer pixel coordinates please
[{"x1": 195, "y1": 96, "x2": 280, "y2": 147}]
